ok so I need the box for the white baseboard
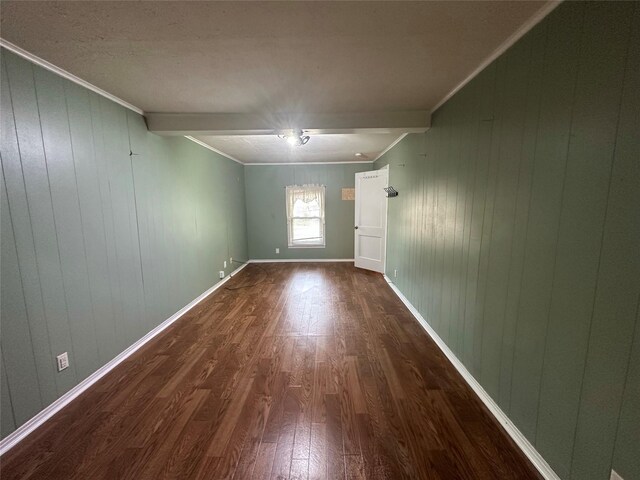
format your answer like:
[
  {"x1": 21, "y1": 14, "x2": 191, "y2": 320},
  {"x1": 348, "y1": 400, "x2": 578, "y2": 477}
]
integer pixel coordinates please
[
  {"x1": 382, "y1": 275, "x2": 561, "y2": 480},
  {"x1": 249, "y1": 258, "x2": 354, "y2": 263},
  {"x1": 0, "y1": 263, "x2": 247, "y2": 456},
  {"x1": 610, "y1": 470, "x2": 624, "y2": 480}
]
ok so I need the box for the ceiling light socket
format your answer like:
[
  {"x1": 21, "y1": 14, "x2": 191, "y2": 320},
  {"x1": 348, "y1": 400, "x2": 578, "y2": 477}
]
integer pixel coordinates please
[{"x1": 278, "y1": 129, "x2": 310, "y2": 147}]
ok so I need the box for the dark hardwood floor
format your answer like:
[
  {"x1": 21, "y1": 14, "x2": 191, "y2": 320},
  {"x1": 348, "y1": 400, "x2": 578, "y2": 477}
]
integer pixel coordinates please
[{"x1": 0, "y1": 263, "x2": 541, "y2": 479}]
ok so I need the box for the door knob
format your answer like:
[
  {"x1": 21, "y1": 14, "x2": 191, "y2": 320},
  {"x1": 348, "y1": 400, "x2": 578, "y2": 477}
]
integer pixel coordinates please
[{"x1": 354, "y1": 226, "x2": 359, "y2": 229}]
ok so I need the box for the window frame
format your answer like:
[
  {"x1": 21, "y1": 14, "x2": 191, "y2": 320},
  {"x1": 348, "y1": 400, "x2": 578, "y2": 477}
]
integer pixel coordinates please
[{"x1": 285, "y1": 185, "x2": 326, "y2": 248}]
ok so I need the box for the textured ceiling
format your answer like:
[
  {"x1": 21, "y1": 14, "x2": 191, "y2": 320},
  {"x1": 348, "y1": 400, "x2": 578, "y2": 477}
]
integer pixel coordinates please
[
  {"x1": 195, "y1": 132, "x2": 401, "y2": 164},
  {"x1": 1, "y1": 0, "x2": 553, "y2": 163}
]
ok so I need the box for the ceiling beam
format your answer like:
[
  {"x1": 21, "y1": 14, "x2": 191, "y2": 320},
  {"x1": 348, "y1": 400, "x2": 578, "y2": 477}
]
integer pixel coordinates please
[{"x1": 145, "y1": 111, "x2": 431, "y2": 136}]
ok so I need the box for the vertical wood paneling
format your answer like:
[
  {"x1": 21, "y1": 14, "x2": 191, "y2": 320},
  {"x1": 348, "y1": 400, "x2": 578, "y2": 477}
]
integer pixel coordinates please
[
  {"x1": 536, "y1": 3, "x2": 635, "y2": 477},
  {"x1": 449, "y1": 86, "x2": 474, "y2": 356},
  {"x1": 472, "y1": 54, "x2": 505, "y2": 377},
  {"x1": 65, "y1": 82, "x2": 118, "y2": 366},
  {"x1": 509, "y1": 2, "x2": 583, "y2": 440},
  {"x1": 0, "y1": 348, "x2": 16, "y2": 438},
  {"x1": 418, "y1": 134, "x2": 433, "y2": 320},
  {"x1": 498, "y1": 22, "x2": 547, "y2": 411},
  {"x1": 610, "y1": 12, "x2": 640, "y2": 456},
  {"x1": 431, "y1": 108, "x2": 448, "y2": 337},
  {"x1": 0, "y1": 47, "x2": 249, "y2": 439},
  {"x1": 440, "y1": 93, "x2": 463, "y2": 347},
  {"x1": 1, "y1": 55, "x2": 59, "y2": 405},
  {"x1": 33, "y1": 67, "x2": 101, "y2": 381},
  {"x1": 126, "y1": 111, "x2": 160, "y2": 330},
  {"x1": 612, "y1": 308, "x2": 640, "y2": 480},
  {"x1": 461, "y1": 64, "x2": 496, "y2": 375},
  {"x1": 374, "y1": 3, "x2": 639, "y2": 478},
  {"x1": 1, "y1": 159, "x2": 43, "y2": 423},
  {"x1": 4, "y1": 52, "x2": 80, "y2": 392},
  {"x1": 569, "y1": 3, "x2": 640, "y2": 478},
  {"x1": 100, "y1": 99, "x2": 145, "y2": 348},
  {"x1": 479, "y1": 35, "x2": 531, "y2": 399},
  {"x1": 455, "y1": 77, "x2": 481, "y2": 358}
]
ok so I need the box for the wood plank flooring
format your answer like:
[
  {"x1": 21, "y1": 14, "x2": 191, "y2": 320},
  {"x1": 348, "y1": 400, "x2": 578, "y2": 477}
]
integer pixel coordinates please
[{"x1": 0, "y1": 263, "x2": 541, "y2": 479}]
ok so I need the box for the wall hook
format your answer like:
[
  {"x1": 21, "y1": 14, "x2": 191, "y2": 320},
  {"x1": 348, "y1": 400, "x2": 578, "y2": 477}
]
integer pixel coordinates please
[{"x1": 384, "y1": 186, "x2": 399, "y2": 198}]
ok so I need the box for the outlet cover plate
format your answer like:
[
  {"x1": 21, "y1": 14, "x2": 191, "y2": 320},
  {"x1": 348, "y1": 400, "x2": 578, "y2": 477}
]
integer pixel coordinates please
[{"x1": 56, "y1": 352, "x2": 69, "y2": 372}]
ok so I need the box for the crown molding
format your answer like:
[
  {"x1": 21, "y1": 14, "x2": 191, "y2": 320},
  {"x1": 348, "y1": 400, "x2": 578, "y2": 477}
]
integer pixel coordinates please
[
  {"x1": 372, "y1": 133, "x2": 410, "y2": 163},
  {"x1": 0, "y1": 40, "x2": 426, "y2": 167},
  {"x1": 430, "y1": 1, "x2": 561, "y2": 114},
  {"x1": 244, "y1": 160, "x2": 374, "y2": 166},
  {"x1": 0, "y1": 38, "x2": 144, "y2": 115},
  {"x1": 184, "y1": 136, "x2": 243, "y2": 164}
]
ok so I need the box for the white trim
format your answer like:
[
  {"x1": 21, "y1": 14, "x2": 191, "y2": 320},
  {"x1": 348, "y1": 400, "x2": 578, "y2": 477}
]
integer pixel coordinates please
[
  {"x1": 430, "y1": 1, "x2": 561, "y2": 114},
  {"x1": 381, "y1": 163, "x2": 390, "y2": 276},
  {"x1": 382, "y1": 275, "x2": 562, "y2": 480},
  {"x1": 0, "y1": 39, "x2": 144, "y2": 115},
  {"x1": 146, "y1": 111, "x2": 430, "y2": 136},
  {"x1": 610, "y1": 470, "x2": 625, "y2": 480},
  {"x1": 0, "y1": 262, "x2": 248, "y2": 456},
  {"x1": 354, "y1": 168, "x2": 388, "y2": 274},
  {"x1": 183, "y1": 136, "x2": 243, "y2": 164},
  {"x1": 244, "y1": 161, "x2": 374, "y2": 166},
  {"x1": 372, "y1": 133, "x2": 409, "y2": 163},
  {"x1": 249, "y1": 259, "x2": 353, "y2": 263}
]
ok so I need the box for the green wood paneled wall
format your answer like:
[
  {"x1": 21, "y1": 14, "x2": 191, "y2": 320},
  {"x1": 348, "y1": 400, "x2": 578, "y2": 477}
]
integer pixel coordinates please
[
  {"x1": 375, "y1": 3, "x2": 639, "y2": 479},
  {"x1": 0, "y1": 48, "x2": 248, "y2": 438},
  {"x1": 244, "y1": 164, "x2": 370, "y2": 260}
]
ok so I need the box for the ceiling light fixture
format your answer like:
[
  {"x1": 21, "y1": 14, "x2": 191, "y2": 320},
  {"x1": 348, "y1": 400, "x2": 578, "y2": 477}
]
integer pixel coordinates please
[
  {"x1": 278, "y1": 129, "x2": 310, "y2": 147},
  {"x1": 355, "y1": 152, "x2": 368, "y2": 159}
]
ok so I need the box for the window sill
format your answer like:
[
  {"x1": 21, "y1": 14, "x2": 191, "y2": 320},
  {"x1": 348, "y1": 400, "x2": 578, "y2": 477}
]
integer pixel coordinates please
[{"x1": 288, "y1": 245, "x2": 326, "y2": 249}]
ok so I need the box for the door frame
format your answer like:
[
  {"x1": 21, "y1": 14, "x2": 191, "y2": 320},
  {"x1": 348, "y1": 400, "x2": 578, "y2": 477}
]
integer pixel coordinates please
[
  {"x1": 354, "y1": 164, "x2": 389, "y2": 273},
  {"x1": 380, "y1": 164, "x2": 389, "y2": 274}
]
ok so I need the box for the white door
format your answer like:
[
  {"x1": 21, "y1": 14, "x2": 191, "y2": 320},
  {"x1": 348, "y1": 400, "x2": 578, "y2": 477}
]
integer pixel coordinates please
[{"x1": 354, "y1": 168, "x2": 388, "y2": 273}]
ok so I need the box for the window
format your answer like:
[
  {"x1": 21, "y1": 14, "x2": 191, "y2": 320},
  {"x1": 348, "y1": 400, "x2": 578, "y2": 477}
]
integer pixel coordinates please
[{"x1": 286, "y1": 185, "x2": 325, "y2": 248}]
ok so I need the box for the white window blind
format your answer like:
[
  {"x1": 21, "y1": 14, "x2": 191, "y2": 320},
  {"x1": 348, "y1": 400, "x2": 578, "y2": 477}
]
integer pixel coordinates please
[{"x1": 286, "y1": 185, "x2": 326, "y2": 247}]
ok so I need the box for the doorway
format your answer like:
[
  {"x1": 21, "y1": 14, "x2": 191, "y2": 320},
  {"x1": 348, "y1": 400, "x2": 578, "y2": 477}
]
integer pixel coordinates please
[{"x1": 354, "y1": 167, "x2": 388, "y2": 273}]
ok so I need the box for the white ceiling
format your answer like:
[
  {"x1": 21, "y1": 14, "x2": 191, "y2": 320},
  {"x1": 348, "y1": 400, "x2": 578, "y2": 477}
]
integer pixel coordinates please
[
  {"x1": 0, "y1": 0, "x2": 555, "y2": 164},
  {"x1": 195, "y1": 132, "x2": 402, "y2": 164}
]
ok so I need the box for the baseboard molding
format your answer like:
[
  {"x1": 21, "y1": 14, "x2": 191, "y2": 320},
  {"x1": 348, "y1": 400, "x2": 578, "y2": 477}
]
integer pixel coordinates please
[
  {"x1": 382, "y1": 275, "x2": 561, "y2": 480},
  {"x1": 610, "y1": 470, "x2": 624, "y2": 480},
  {"x1": 0, "y1": 263, "x2": 248, "y2": 456},
  {"x1": 249, "y1": 259, "x2": 354, "y2": 263}
]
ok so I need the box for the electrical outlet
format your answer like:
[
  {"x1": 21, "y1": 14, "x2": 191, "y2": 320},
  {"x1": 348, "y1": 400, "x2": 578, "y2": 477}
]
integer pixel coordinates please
[
  {"x1": 56, "y1": 352, "x2": 69, "y2": 372},
  {"x1": 275, "y1": 248, "x2": 280, "y2": 254},
  {"x1": 230, "y1": 257, "x2": 233, "y2": 265},
  {"x1": 219, "y1": 270, "x2": 225, "y2": 279},
  {"x1": 224, "y1": 260, "x2": 227, "y2": 268},
  {"x1": 394, "y1": 269, "x2": 398, "y2": 278}
]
